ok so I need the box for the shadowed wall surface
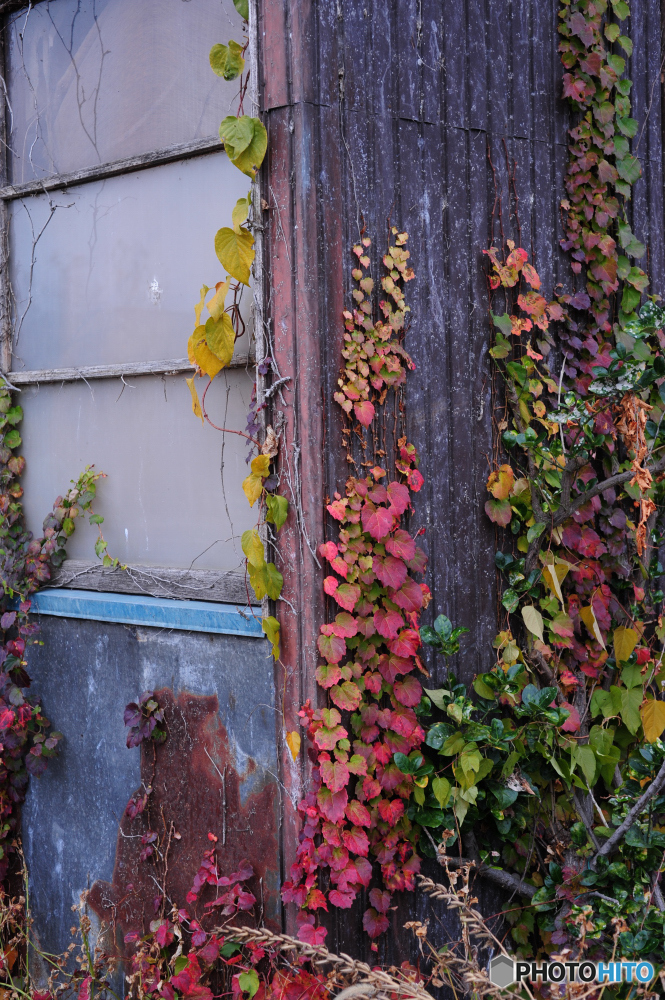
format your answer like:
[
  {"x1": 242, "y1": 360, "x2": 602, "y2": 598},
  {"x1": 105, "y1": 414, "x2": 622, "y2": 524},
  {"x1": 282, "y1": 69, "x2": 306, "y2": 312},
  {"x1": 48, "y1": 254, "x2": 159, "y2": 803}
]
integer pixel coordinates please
[{"x1": 261, "y1": 0, "x2": 664, "y2": 962}]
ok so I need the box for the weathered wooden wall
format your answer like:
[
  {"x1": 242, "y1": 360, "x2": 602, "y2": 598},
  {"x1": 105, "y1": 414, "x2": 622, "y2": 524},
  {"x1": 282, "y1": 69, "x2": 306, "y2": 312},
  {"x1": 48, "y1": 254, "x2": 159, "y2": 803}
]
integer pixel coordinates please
[{"x1": 260, "y1": 0, "x2": 665, "y2": 962}]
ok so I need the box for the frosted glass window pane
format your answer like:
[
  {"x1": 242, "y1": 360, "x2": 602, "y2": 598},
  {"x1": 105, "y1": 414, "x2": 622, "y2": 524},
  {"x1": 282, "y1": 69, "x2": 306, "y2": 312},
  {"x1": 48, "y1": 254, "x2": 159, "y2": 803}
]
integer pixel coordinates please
[
  {"x1": 19, "y1": 373, "x2": 257, "y2": 571},
  {"x1": 9, "y1": 152, "x2": 253, "y2": 370},
  {"x1": 6, "y1": 0, "x2": 245, "y2": 183}
]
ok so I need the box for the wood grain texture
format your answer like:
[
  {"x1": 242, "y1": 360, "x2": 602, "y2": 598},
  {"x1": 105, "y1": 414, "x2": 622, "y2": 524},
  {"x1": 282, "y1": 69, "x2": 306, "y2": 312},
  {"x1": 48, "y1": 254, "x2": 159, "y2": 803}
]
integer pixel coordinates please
[
  {"x1": 260, "y1": 0, "x2": 665, "y2": 962},
  {"x1": 48, "y1": 559, "x2": 258, "y2": 606}
]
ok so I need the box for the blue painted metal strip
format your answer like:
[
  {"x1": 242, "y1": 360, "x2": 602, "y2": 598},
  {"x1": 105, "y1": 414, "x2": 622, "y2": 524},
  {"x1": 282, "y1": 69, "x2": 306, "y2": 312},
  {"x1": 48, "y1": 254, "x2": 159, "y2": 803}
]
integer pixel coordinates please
[{"x1": 27, "y1": 588, "x2": 264, "y2": 638}]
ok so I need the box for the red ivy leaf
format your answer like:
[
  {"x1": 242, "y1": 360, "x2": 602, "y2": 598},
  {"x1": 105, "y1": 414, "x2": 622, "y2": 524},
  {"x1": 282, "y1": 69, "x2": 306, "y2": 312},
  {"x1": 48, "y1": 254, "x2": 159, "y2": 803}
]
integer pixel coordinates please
[
  {"x1": 313, "y1": 723, "x2": 348, "y2": 750},
  {"x1": 316, "y1": 786, "x2": 348, "y2": 822},
  {"x1": 388, "y1": 628, "x2": 420, "y2": 658},
  {"x1": 320, "y1": 758, "x2": 350, "y2": 793},
  {"x1": 319, "y1": 541, "x2": 338, "y2": 562},
  {"x1": 317, "y1": 631, "x2": 347, "y2": 664},
  {"x1": 369, "y1": 888, "x2": 392, "y2": 913},
  {"x1": 377, "y1": 798, "x2": 405, "y2": 824},
  {"x1": 374, "y1": 608, "x2": 404, "y2": 640},
  {"x1": 363, "y1": 907, "x2": 390, "y2": 938},
  {"x1": 385, "y1": 529, "x2": 416, "y2": 562},
  {"x1": 332, "y1": 583, "x2": 361, "y2": 612},
  {"x1": 331, "y1": 612, "x2": 358, "y2": 638},
  {"x1": 354, "y1": 400, "x2": 375, "y2": 427},
  {"x1": 407, "y1": 468, "x2": 424, "y2": 491},
  {"x1": 361, "y1": 504, "x2": 395, "y2": 539},
  {"x1": 561, "y1": 701, "x2": 581, "y2": 732},
  {"x1": 342, "y1": 826, "x2": 369, "y2": 855},
  {"x1": 315, "y1": 663, "x2": 342, "y2": 688},
  {"x1": 354, "y1": 856, "x2": 372, "y2": 886},
  {"x1": 345, "y1": 800, "x2": 371, "y2": 827},
  {"x1": 297, "y1": 923, "x2": 327, "y2": 946},
  {"x1": 323, "y1": 575, "x2": 339, "y2": 596},
  {"x1": 329, "y1": 888, "x2": 356, "y2": 908},
  {"x1": 330, "y1": 681, "x2": 362, "y2": 712},
  {"x1": 393, "y1": 674, "x2": 422, "y2": 707},
  {"x1": 391, "y1": 577, "x2": 424, "y2": 612},
  {"x1": 373, "y1": 555, "x2": 407, "y2": 590},
  {"x1": 387, "y1": 481, "x2": 410, "y2": 514},
  {"x1": 485, "y1": 498, "x2": 512, "y2": 526}
]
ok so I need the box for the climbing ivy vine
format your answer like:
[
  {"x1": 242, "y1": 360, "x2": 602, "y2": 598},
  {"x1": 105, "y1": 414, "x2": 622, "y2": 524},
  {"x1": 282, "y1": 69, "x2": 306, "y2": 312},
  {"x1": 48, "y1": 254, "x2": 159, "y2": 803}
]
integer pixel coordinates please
[{"x1": 184, "y1": 0, "x2": 284, "y2": 663}]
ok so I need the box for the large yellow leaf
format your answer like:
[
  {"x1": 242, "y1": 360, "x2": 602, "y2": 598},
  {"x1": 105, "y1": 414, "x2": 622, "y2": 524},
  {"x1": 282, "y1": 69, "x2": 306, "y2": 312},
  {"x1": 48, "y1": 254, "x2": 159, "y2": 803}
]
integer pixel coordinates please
[
  {"x1": 215, "y1": 226, "x2": 255, "y2": 285},
  {"x1": 263, "y1": 615, "x2": 280, "y2": 659},
  {"x1": 189, "y1": 326, "x2": 226, "y2": 379},
  {"x1": 614, "y1": 625, "x2": 638, "y2": 664},
  {"x1": 286, "y1": 730, "x2": 301, "y2": 762},
  {"x1": 521, "y1": 605, "x2": 544, "y2": 642},
  {"x1": 579, "y1": 604, "x2": 606, "y2": 649},
  {"x1": 542, "y1": 560, "x2": 570, "y2": 604},
  {"x1": 186, "y1": 377, "x2": 204, "y2": 424},
  {"x1": 641, "y1": 699, "x2": 665, "y2": 742},
  {"x1": 241, "y1": 528, "x2": 265, "y2": 568},
  {"x1": 205, "y1": 313, "x2": 235, "y2": 367}
]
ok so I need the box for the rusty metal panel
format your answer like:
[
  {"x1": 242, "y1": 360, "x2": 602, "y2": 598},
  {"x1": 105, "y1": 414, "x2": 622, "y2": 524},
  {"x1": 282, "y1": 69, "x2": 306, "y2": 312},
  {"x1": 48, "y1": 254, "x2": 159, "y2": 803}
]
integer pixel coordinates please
[
  {"x1": 22, "y1": 617, "x2": 278, "y2": 962},
  {"x1": 259, "y1": 0, "x2": 665, "y2": 962}
]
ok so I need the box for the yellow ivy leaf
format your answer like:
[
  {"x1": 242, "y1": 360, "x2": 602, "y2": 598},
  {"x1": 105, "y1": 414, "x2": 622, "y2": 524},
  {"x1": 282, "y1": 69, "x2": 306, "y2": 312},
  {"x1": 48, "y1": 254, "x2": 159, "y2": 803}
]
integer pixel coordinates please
[
  {"x1": 286, "y1": 730, "x2": 301, "y2": 762},
  {"x1": 541, "y1": 560, "x2": 570, "y2": 604},
  {"x1": 215, "y1": 226, "x2": 255, "y2": 285},
  {"x1": 242, "y1": 473, "x2": 264, "y2": 506},
  {"x1": 194, "y1": 285, "x2": 210, "y2": 327},
  {"x1": 521, "y1": 605, "x2": 544, "y2": 642},
  {"x1": 205, "y1": 313, "x2": 235, "y2": 367},
  {"x1": 207, "y1": 278, "x2": 231, "y2": 321},
  {"x1": 263, "y1": 615, "x2": 280, "y2": 659},
  {"x1": 641, "y1": 699, "x2": 665, "y2": 743},
  {"x1": 248, "y1": 561, "x2": 268, "y2": 600},
  {"x1": 232, "y1": 194, "x2": 251, "y2": 234},
  {"x1": 185, "y1": 377, "x2": 204, "y2": 424},
  {"x1": 614, "y1": 625, "x2": 638, "y2": 664},
  {"x1": 189, "y1": 326, "x2": 226, "y2": 379},
  {"x1": 241, "y1": 528, "x2": 265, "y2": 568},
  {"x1": 251, "y1": 454, "x2": 270, "y2": 477},
  {"x1": 579, "y1": 604, "x2": 606, "y2": 649},
  {"x1": 209, "y1": 40, "x2": 245, "y2": 81},
  {"x1": 487, "y1": 464, "x2": 514, "y2": 500}
]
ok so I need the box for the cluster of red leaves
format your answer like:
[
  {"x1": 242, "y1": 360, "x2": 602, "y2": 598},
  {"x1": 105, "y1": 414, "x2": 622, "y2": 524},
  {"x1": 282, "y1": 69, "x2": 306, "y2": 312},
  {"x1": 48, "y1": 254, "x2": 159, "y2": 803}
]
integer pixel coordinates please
[
  {"x1": 284, "y1": 235, "x2": 429, "y2": 941},
  {"x1": 185, "y1": 836, "x2": 256, "y2": 915},
  {"x1": 334, "y1": 234, "x2": 415, "y2": 432}
]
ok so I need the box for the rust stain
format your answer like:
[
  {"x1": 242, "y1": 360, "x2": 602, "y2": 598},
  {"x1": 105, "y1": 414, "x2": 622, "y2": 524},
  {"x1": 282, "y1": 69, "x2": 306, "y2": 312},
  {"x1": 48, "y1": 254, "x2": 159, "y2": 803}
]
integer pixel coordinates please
[{"x1": 88, "y1": 688, "x2": 278, "y2": 953}]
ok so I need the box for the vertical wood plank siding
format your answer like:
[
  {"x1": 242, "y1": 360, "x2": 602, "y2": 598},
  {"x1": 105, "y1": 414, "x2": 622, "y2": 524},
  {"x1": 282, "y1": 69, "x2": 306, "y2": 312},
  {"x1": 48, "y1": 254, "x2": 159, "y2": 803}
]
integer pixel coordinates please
[{"x1": 260, "y1": 0, "x2": 664, "y2": 961}]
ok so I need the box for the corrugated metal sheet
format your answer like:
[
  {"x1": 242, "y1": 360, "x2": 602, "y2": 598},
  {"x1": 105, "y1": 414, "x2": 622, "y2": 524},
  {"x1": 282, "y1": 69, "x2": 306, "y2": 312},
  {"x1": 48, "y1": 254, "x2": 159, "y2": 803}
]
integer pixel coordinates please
[{"x1": 260, "y1": 0, "x2": 664, "y2": 961}]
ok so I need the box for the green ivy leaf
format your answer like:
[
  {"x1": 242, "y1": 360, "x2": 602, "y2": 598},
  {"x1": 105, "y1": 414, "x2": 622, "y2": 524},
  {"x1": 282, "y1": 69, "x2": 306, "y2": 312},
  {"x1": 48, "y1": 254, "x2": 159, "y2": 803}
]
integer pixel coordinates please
[
  {"x1": 616, "y1": 115, "x2": 638, "y2": 138},
  {"x1": 4, "y1": 430, "x2": 20, "y2": 449},
  {"x1": 265, "y1": 493, "x2": 289, "y2": 531},
  {"x1": 616, "y1": 154, "x2": 642, "y2": 185},
  {"x1": 618, "y1": 34, "x2": 633, "y2": 55},
  {"x1": 233, "y1": 0, "x2": 249, "y2": 20},
  {"x1": 209, "y1": 40, "x2": 245, "y2": 81},
  {"x1": 621, "y1": 285, "x2": 641, "y2": 314},
  {"x1": 239, "y1": 971, "x2": 260, "y2": 998},
  {"x1": 611, "y1": 0, "x2": 630, "y2": 19},
  {"x1": 220, "y1": 116, "x2": 267, "y2": 177}
]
